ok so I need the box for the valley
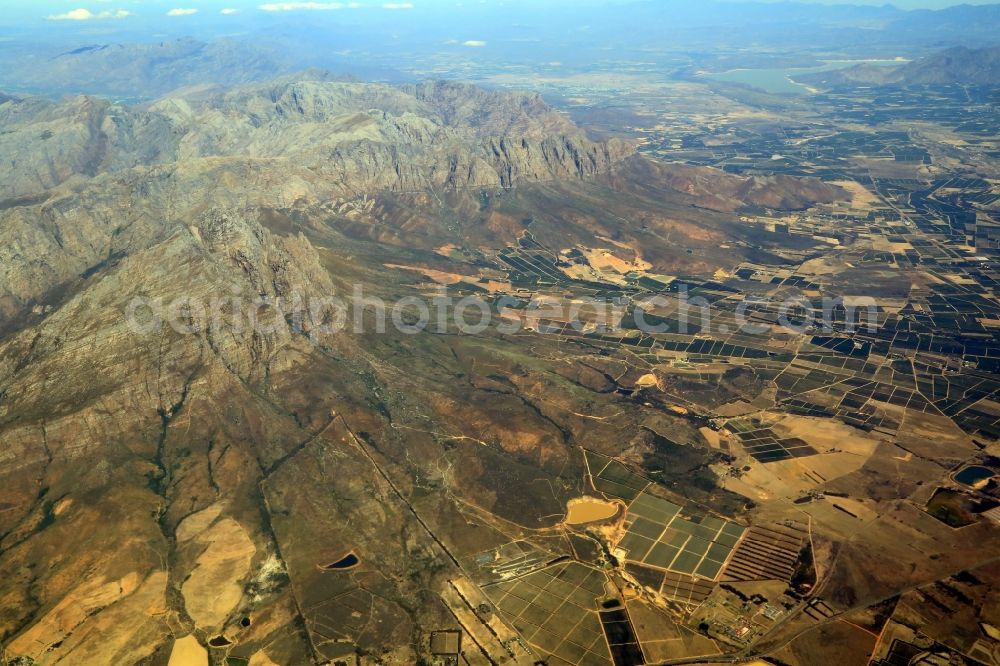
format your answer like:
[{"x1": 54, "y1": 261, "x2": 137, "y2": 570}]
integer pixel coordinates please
[{"x1": 0, "y1": 8, "x2": 999, "y2": 666}]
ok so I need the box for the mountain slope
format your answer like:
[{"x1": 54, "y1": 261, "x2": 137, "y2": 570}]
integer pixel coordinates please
[
  {"x1": 800, "y1": 45, "x2": 1000, "y2": 87},
  {"x1": 0, "y1": 74, "x2": 848, "y2": 664},
  {"x1": 894, "y1": 45, "x2": 1000, "y2": 85},
  {"x1": 0, "y1": 75, "x2": 636, "y2": 327},
  {"x1": 0, "y1": 74, "x2": 631, "y2": 203}
]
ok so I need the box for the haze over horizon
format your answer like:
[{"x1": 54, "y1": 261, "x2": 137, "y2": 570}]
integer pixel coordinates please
[{"x1": 2, "y1": 0, "x2": 1000, "y2": 27}]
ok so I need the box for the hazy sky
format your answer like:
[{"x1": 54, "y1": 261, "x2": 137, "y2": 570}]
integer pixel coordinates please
[{"x1": 1, "y1": 0, "x2": 998, "y2": 22}]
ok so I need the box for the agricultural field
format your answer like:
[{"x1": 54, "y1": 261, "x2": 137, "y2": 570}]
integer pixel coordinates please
[{"x1": 3, "y1": 23, "x2": 1000, "y2": 666}]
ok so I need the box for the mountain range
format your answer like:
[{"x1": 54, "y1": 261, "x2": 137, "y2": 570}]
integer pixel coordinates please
[
  {"x1": 800, "y1": 45, "x2": 1000, "y2": 87},
  {"x1": 0, "y1": 72, "x2": 848, "y2": 663},
  {"x1": 4, "y1": 2, "x2": 1000, "y2": 99}
]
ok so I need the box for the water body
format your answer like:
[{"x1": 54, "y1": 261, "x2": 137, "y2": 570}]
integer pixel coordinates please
[
  {"x1": 954, "y1": 465, "x2": 995, "y2": 488},
  {"x1": 709, "y1": 68, "x2": 815, "y2": 94},
  {"x1": 706, "y1": 60, "x2": 904, "y2": 95},
  {"x1": 565, "y1": 497, "x2": 619, "y2": 525},
  {"x1": 325, "y1": 552, "x2": 360, "y2": 570}
]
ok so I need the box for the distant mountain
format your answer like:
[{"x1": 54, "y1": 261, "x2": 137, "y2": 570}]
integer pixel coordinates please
[
  {"x1": 797, "y1": 63, "x2": 903, "y2": 88},
  {"x1": 800, "y1": 45, "x2": 1000, "y2": 88},
  {"x1": 892, "y1": 45, "x2": 1000, "y2": 85},
  {"x1": 887, "y1": 4, "x2": 1000, "y2": 46},
  {"x1": 0, "y1": 38, "x2": 296, "y2": 98},
  {"x1": 549, "y1": 0, "x2": 1000, "y2": 51},
  {"x1": 3, "y1": 2, "x2": 1000, "y2": 101}
]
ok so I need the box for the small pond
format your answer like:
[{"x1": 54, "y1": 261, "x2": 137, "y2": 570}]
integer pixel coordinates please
[
  {"x1": 955, "y1": 465, "x2": 995, "y2": 487},
  {"x1": 325, "y1": 552, "x2": 360, "y2": 570}
]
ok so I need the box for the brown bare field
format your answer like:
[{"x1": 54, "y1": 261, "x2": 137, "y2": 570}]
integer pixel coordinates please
[
  {"x1": 893, "y1": 411, "x2": 977, "y2": 463},
  {"x1": 627, "y1": 598, "x2": 714, "y2": 663},
  {"x1": 828, "y1": 179, "x2": 882, "y2": 210},
  {"x1": 699, "y1": 427, "x2": 721, "y2": 449},
  {"x1": 727, "y1": 416, "x2": 882, "y2": 501},
  {"x1": 175, "y1": 503, "x2": 225, "y2": 542},
  {"x1": 248, "y1": 651, "x2": 283, "y2": 666},
  {"x1": 168, "y1": 635, "x2": 209, "y2": 666},
  {"x1": 7, "y1": 571, "x2": 168, "y2": 665},
  {"x1": 179, "y1": 516, "x2": 257, "y2": 631},
  {"x1": 772, "y1": 619, "x2": 877, "y2": 666}
]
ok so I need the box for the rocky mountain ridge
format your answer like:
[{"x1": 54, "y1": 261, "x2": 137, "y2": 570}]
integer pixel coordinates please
[
  {"x1": 0, "y1": 74, "x2": 631, "y2": 203},
  {"x1": 0, "y1": 74, "x2": 634, "y2": 327}
]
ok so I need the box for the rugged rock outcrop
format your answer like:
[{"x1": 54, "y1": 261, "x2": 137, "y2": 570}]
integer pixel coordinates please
[
  {"x1": 0, "y1": 75, "x2": 633, "y2": 325},
  {"x1": 0, "y1": 74, "x2": 632, "y2": 203}
]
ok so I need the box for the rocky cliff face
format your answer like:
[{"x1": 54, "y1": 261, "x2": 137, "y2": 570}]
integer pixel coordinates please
[
  {"x1": 0, "y1": 74, "x2": 632, "y2": 203},
  {"x1": 0, "y1": 75, "x2": 632, "y2": 325}
]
